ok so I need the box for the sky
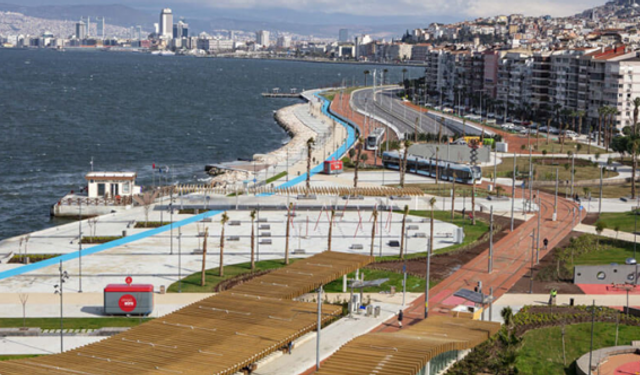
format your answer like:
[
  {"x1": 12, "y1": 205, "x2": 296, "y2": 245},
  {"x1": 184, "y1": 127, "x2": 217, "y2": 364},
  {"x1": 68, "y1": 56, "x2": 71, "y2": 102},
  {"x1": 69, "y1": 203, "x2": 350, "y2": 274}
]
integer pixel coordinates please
[{"x1": 13, "y1": 0, "x2": 606, "y2": 20}]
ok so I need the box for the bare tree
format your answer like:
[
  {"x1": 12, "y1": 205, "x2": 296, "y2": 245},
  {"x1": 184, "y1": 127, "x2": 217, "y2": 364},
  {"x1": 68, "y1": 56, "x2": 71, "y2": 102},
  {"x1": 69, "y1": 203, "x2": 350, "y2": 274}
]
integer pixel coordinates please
[
  {"x1": 370, "y1": 206, "x2": 378, "y2": 257},
  {"x1": 200, "y1": 227, "x2": 209, "y2": 287},
  {"x1": 87, "y1": 218, "x2": 98, "y2": 238},
  {"x1": 399, "y1": 205, "x2": 409, "y2": 259},
  {"x1": 219, "y1": 212, "x2": 229, "y2": 277},
  {"x1": 133, "y1": 191, "x2": 160, "y2": 226},
  {"x1": 327, "y1": 209, "x2": 335, "y2": 251},
  {"x1": 285, "y1": 203, "x2": 292, "y2": 265},
  {"x1": 22, "y1": 235, "x2": 30, "y2": 263},
  {"x1": 18, "y1": 293, "x2": 28, "y2": 329},
  {"x1": 250, "y1": 209, "x2": 256, "y2": 271}
]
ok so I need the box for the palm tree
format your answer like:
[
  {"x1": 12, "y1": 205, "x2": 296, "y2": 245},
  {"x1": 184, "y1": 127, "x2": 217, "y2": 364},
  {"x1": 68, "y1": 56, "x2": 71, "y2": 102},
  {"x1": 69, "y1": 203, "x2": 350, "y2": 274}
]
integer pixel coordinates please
[
  {"x1": 469, "y1": 138, "x2": 479, "y2": 226},
  {"x1": 598, "y1": 106, "x2": 606, "y2": 147},
  {"x1": 327, "y1": 208, "x2": 335, "y2": 251},
  {"x1": 363, "y1": 70, "x2": 370, "y2": 86},
  {"x1": 306, "y1": 137, "x2": 314, "y2": 194},
  {"x1": 200, "y1": 227, "x2": 209, "y2": 287},
  {"x1": 414, "y1": 117, "x2": 419, "y2": 142},
  {"x1": 370, "y1": 206, "x2": 378, "y2": 257},
  {"x1": 250, "y1": 209, "x2": 256, "y2": 271},
  {"x1": 633, "y1": 141, "x2": 638, "y2": 199},
  {"x1": 218, "y1": 212, "x2": 229, "y2": 277},
  {"x1": 354, "y1": 137, "x2": 363, "y2": 188},
  {"x1": 587, "y1": 124, "x2": 594, "y2": 154},
  {"x1": 435, "y1": 146, "x2": 440, "y2": 185},
  {"x1": 399, "y1": 205, "x2": 409, "y2": 259},
  {"x1": 400, "y1": 139, "x2": 411, "y2": 188},
  {"x1": 577, "y1": 110, "x2": 585, "y2": 136},
  {"x1": 546, "y1": 118, "x2": 552, "y2": 146},
  {"x1": 401, "y1": 68, "x2": 408, "y2": 84}
]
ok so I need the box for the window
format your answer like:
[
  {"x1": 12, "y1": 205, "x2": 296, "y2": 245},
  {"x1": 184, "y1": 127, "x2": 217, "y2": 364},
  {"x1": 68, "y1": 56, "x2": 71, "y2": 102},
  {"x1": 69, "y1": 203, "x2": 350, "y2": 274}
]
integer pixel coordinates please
[{"x1": 123, "y1": 182, "x2": 130, "y2": 194}]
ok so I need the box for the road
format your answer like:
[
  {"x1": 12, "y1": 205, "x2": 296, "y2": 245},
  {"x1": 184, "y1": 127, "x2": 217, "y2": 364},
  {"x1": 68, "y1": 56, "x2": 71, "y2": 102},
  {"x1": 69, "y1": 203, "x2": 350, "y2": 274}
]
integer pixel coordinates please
[{"x1": 351, "y1": 87, "x2": 493, "y2": 138}]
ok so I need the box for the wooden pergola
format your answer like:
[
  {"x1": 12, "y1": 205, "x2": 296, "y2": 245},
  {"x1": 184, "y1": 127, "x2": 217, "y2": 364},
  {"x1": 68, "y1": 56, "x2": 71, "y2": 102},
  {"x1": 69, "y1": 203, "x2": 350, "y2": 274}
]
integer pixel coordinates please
[
  {"x1": 0, "y1": 252, "x2": 373, "y2": 375},
  {"x1": 316, "y1": 315, "x2": 501, "y2": 375}
]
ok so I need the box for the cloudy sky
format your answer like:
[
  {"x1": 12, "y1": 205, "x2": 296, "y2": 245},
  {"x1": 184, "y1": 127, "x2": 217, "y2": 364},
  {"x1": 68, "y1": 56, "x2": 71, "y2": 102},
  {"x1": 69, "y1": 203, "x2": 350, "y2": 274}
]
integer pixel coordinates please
[{"x1": 17, "y1": 0, "x2": 606, "y2": 20}]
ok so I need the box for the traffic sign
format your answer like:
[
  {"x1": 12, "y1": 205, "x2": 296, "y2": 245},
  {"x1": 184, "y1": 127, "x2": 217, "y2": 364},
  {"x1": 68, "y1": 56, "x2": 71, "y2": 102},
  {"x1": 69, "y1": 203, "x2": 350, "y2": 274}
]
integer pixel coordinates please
[
  {"x1": 402, "y1": 265, "x2": 406, "y2": 273},
  {"x1": 125, "y1": 276, "x2": 132, "y2": 285},
  {"x1": 253, "y1": 178, "x2": 257, "y2": 183},
  {"x1": 579, "y1": 205, "x2": 584, "y2": 211}
]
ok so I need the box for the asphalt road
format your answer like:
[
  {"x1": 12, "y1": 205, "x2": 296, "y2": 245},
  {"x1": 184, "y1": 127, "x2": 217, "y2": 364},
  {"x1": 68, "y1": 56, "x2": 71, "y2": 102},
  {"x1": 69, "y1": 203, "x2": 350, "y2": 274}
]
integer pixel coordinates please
[{"x1": 351, "y1": 87, "x2": 493, "y2": 138}]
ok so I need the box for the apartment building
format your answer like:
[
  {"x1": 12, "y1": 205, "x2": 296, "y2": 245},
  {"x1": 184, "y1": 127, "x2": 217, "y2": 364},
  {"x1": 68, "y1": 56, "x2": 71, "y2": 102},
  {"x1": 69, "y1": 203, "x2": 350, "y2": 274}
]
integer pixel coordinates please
[{"x1": 496, "y1": 50, "x2": 533, "y2": 113}]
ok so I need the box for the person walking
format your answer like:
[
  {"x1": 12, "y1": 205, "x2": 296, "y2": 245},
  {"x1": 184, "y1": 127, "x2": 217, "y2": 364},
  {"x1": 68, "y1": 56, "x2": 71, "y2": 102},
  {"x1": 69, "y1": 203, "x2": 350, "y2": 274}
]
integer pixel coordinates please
[
  {"x1": 398, "y1": 309, "x2": 404, "y2": 329},
  {"x1": 549, "y1": 289, "x2": 557, "y2": 306},
  {"x1": 543, "y1": 238, "x2": 549, "y2": 250}
]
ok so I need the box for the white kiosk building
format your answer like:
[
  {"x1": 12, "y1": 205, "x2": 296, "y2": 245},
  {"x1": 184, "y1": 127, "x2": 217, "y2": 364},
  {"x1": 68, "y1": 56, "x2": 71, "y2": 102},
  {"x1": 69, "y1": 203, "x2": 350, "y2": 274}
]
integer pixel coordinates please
[{"x1": 85, "y1": 172, "x2": 141, "y2": 198}]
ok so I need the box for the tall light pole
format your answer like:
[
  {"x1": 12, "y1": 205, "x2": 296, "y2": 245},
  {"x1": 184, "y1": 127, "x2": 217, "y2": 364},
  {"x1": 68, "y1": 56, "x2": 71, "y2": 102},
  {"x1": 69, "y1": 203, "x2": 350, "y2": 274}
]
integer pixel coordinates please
[
  {"x1": 54, "y1": 260, "x2": 69, "y2": 353},
  {"x1": 554, "y1": 168, "x2": 559, "y2": 221},
  {"x1": 536, "y1": 192, "x2": 541, "y2": 264},
  {"x1": 529, "y1": 229, "x2": 536, "y2": 294},
  {"x1": 316, "y1": 285, "x2": 323, "y2": 371},
  {"x1": 599, "y1": 166, "x2": 603, "y2": 215},
  {"x1": 511, "y1": 152, "x2": 516, "y2": 231},
  {"x1": 178, "y1": 227, "x2": 182, "y2": 293},
  {"x1": 78, "y1": 200, "x2": 82, "y2": 293},
  {"x1": 488, "y1": 206, "x2": 494, "y2": 273},
  {"x1": 424, "y1": 237, "x2": 431, "y2": 319}
]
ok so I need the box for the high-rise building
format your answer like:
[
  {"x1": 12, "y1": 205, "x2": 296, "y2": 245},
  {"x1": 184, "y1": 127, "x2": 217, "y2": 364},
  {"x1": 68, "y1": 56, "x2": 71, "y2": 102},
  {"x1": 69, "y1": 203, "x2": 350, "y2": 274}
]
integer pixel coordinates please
[
  {"x1": 160, "y1": 8, "x2": 173, "y2": 39},
  {"x1": 173, "y1": 21, "x2": 189, "y2": 39},
  {"x1": 339, "y1": 29, "x2": 349, "y2": 42},
  {"x1": 75, "y1": 21, "x2": 87, "y2": 40},
  {"x1": 256, "y1": 30, "x2": 270, "y2": 47},
  {"x1": 229, "y1": 30, "x2": 235, "y2": 41},
  {"x1": 277, "y1": 35, "x2": 291, "y2": 48},
  {"x1": 96, "y1": 17, "x2": 105, "y2": 39},
  {"x1": 136, "y1": 26, "x2": 143, "y2": 41}
]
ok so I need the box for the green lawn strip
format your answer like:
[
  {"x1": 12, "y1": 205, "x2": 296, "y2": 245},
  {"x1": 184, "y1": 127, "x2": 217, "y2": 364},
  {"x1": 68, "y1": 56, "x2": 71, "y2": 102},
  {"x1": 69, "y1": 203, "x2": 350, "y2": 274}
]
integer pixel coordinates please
[
  {"x1": 167, "y1": 258, "x2": 302, "y2": 293},
  {"x1": 375, "y1": 210, "x2": 490, "y2": 262},
  {"x1": 0, "y1": 317, "x2": 152, "y2": 330},
  {"x1": 593, "y1": 212, "x2": 639, "y2": 234},
  {"x1": 407, "y1": 183, "x2": 491, "y2": 198},
  {"x1": 81, "y1": 236, "x2": 124, "y2": 244},
  {"x1": 0, "y1": 355, "x2": 40, "y2": 361},
  {"x1": 572, "y1": 236, "x2": 637, "y2": 266},
  {"x1": 134, "y1": 221, "x2": 174, "y2": 228},
  {"x1": 323, "y1": 268, "x2": 430, "y2": 294},
  {"x1": 482, "y1": 157, "x2": 613, "y2": 181},
  {"x1": 266, "y1": 171, "x2": 288, "y2": 184},
  {"x1": 515, "y1": 323, "x2": 640, "y2": 375}
]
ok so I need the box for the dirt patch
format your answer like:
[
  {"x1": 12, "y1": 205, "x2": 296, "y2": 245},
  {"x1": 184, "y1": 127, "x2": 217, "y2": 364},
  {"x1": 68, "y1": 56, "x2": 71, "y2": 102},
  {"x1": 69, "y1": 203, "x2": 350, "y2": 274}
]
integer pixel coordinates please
[
  {"x1": 582, "y1": 212, "x2": 600, "y2": 225},
  {"x1": 369, "y1": 212, "x2": 523, "y2": 281},
  {"x1": 537, "y1": 158, "x2": 593, "y2": 167},
  {"x1": 507, "y1": 231, "x2": 584, "y2": 294},
  {"x1": 214, "y1": 269, "x2": 273, "y2": 292}
]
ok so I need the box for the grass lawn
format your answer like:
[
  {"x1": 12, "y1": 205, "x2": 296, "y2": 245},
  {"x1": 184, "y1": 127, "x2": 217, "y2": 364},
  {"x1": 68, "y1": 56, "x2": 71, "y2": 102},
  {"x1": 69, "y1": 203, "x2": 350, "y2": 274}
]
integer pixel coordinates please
[
  {"x1": 483, "y1": 157, "x2": 616, "y2": 182},
  {"x1": 516, "y1": 323, "x2": 640, "y2": 375},
  {"x1": 323, "y1": 268, "x2": 430, "y2": 294},
  {"x1": 320, "y1": 86, "x2": 363, "y2": 102},
  {"x1": 595, "y1": 212, "x2": 640, "y2": 234},
  {"x1": 377, "y1": 210, "x2": 490, "y2": 261},
  {"x1": 266, "y1": 171, "x2": 287, "y2": 184},
  {"x1": 572, "y1": 237, "x2": 638, "y2": 266},
  {"x1": 540, "y1": 183, "x2": 634, "y2": 199},
  {"x1": 534, "y1": 140, "x2": 605, "y2": 155},
  {"x1": 167, "y1": 258, "x2": 301, "y2": 293},
  {"x1": 0, "y1": 317, "x2": 152, "y2": 330},
  {"x1": 407, "y1": 183, "x2": 491, "y2": 198},
  {"x1": 0, "y1": 355, "x2": 39, "y2": 361}
]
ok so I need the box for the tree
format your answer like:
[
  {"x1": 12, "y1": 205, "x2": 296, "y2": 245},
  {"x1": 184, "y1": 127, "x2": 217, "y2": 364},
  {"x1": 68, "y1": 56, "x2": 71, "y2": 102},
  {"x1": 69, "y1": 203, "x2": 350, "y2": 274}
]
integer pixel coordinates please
[
  {"x1": 250, "y1": 209, "x2": 256, "y2": 271},
  {"x1": 469, "y1": 138, "x2": 479, "y2": 225},
  {"x1": 306, "y1": 137, "x2": 315, "y2": 193},
  {"x1": 285, "y1": 203, "x2": 292, "y2": 265},
  {"x1": 219, "y1": 212, "x2": 229, "y2": 277},
  {"x1": 133, "y1": 190, "x2": 160, "y2": 226},
  {"x1": 595, "y1": 221, "x2": 606, "y2": 246},
  {"x1": 354, "y1": 137, "x2": 363, "y2": 188},
  {"x1": 328, "y1": 208, "x2": 335, "y2": 251},
  {"x1": 348, "y1": 148, "x2": 356, "y2": 160},
  {"x1": 370, "y1": 206, "x2": 378, "y2": 257},
  {"x1": 18, "y1": 293, "x2": 28, "y2": 329},
  {"x1": 200, "y1": 226, "x2": 209, "y2": 287},
  {"x1": 363, "y1": 70, "x2": 370, "y2": 86},
  {"x1": 399, "y1": 205, "x2": 409, "y2": 259},
  {"x1": 400, "y1": 140, "x2": 411, "y2": 188},
  {"x1": 598, "y1": 106, "x2": 606, "y2": 147},
  {"x1": 615, "y1": 225, "x2": 621, "y2": 239},
  {"x1": 435, "y1": 146, "x2": 440, "y2": 185}
]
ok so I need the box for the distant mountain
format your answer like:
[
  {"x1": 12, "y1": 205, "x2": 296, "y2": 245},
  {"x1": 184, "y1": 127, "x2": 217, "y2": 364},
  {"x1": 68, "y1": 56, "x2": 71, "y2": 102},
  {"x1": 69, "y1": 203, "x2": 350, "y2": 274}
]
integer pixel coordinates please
[{"x1": 0, "y1": 2, "x2": 459, "y2": 38}]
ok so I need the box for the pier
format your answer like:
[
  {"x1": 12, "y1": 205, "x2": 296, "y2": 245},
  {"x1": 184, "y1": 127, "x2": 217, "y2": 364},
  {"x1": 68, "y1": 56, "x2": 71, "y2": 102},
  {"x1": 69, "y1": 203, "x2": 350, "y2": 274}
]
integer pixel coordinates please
[{"x1": 261, "y1": 87, "x2": 302, "y2": 98}]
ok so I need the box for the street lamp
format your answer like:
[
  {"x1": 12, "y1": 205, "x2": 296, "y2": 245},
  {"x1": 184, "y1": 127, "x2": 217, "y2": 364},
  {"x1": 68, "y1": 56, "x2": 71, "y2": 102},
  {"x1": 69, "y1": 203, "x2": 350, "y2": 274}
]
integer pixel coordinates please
[
  {"x1": 54, "y1": 260, "x2": 70, "y2": 353},
  {"x1": 78, "y1": 199, "x2": 83, "y2": 293}
]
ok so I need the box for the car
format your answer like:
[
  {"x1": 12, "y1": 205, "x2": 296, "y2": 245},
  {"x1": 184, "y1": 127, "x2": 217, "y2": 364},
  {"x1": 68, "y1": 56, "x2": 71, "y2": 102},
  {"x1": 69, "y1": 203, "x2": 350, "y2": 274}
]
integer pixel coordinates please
[
  {"x1": 487, "y1": 119, "x2": 497, "y2": 125},
  {"x1": 487, "y1": 112, "x2": 495, "y2": 118},
  {"x1": 626, "y1": 258, "x2": 637, "y2": 265},
  {"x1": 519, "y1": 128, "x2": 531, "y2": 135}
]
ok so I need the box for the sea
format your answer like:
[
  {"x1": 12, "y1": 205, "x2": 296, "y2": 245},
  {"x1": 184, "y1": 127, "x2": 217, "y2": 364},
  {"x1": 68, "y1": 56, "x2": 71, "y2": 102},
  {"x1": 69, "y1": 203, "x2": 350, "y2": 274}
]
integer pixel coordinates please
[{"x1": 0, "y1": 48, "x2": 422, "y2": 240}]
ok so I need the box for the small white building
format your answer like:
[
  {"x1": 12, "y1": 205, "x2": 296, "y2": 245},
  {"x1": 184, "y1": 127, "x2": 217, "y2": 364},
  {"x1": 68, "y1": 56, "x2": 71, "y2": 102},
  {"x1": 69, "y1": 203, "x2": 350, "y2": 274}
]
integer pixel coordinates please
[{"x1": 85, "y1": 172, "x2": 141, "y2": 198}]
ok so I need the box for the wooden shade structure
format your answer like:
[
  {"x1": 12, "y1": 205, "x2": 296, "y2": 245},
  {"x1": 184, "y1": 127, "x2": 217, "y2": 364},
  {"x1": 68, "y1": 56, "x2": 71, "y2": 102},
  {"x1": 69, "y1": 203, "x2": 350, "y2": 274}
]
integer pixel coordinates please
[
  {"x1": 0, "y1": 252, "x2": 373, "y2": 375},
  {"x1": 316, "y1": 315, "x2": 501, "y2": 375}
]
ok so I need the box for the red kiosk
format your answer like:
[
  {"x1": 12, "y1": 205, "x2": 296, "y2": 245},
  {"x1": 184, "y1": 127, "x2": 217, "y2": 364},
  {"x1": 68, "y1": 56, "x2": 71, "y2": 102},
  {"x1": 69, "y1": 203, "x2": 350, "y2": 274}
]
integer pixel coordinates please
[
  {"x1": 104, "y1": 277, "x2": 154, "y2": 315},
  {"x1": 323, "y1": 159, "x2": 343, "y2": 175}
]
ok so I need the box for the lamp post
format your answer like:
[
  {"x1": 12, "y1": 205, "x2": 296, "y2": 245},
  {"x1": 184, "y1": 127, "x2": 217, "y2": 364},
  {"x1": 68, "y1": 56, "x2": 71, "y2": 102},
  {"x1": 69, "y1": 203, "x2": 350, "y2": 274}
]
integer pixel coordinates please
[
  {"x1": 178, "y1": 227, "x2": 182, "y2": 293},
  {"x1": 54, "y1": 260, "x2": 70, "y2": 353},
  {"x1": 78, "y1": 199, "x2": 83, "y2": 293},
  {"x1": 425, "y1": 237, "x2": 432, "y2": 319}
]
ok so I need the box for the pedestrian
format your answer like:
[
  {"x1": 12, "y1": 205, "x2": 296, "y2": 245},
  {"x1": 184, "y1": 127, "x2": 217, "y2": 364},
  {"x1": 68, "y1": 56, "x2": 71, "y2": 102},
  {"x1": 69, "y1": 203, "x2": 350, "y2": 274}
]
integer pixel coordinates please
[
  {"x1": 462, "y1": 207, "x2": 466, "y2": 217},
  {"x1": 398, "y1": 309, "x2": 404, "y2": 329},
  {"x1": 287, "y1": 341, "x2": 293, "y2": 355},
  {"x1": 543, "y1": 238, "x2": 549, "y2": 249},
  {"x1": 549, "y1": 289, "x2": 557, "y2": 306}
]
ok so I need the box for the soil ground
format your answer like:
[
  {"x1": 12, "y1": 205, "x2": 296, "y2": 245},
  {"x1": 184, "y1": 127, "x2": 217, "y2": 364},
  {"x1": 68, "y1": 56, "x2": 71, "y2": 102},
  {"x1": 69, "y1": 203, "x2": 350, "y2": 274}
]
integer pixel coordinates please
[
  {"x1": 369, "y1": 212, "x2": 522, "y2": 282},
  {"x1": 508, "y1": 231, "x2": 584, "y2": 294}
]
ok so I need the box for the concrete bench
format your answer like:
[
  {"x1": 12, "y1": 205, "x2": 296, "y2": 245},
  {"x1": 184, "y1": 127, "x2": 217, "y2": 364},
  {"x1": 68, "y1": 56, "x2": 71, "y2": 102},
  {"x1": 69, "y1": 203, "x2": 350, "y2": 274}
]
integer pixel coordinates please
[{"x1": 260, "y1": 239, "x2": 272, "y2": 245}]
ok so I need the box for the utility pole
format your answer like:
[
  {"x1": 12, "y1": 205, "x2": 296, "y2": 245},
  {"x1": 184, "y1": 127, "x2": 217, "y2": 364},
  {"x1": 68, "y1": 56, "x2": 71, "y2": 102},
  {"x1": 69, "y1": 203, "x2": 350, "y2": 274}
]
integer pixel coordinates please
[
  {"x1": 588, "y1": 300, "x2": 595, "y2": 375},
  {"x1": 54, "y1": 260, "x2": 69, "y2": 353},
  {"x1": 511, "y1": 152, "x2": 516, "y2": 231},
  {"x1": 316, "y1": 285, "x2": 323, "y2": 371},
  {"x1": 488, "y1": 206, "x2": 494, "y2": 273},
  {"x1": 178, "y1": 227, "x2": 182, "y2": 293},
  {"x1": 536, "y1": 192, "x2": 541, "y2": 264},
  {"x1": 554, "y1": 168, "x2": 559, "y2": 221},
  {"x1": 571, "y1": 153, "x2": 575, "y2": 197},
  {"x1": 529, "y1": 229, "x2": 536, "y2": 294},
  {"x1": 425, "y1": 238, "x2": 431, "y2": 319},
  {"x1": 599, "y1": 166, "x2": 603, "y2": 215},
  {"x1": 78, "y1": 200, "x2": 82, "y2": 293}
]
